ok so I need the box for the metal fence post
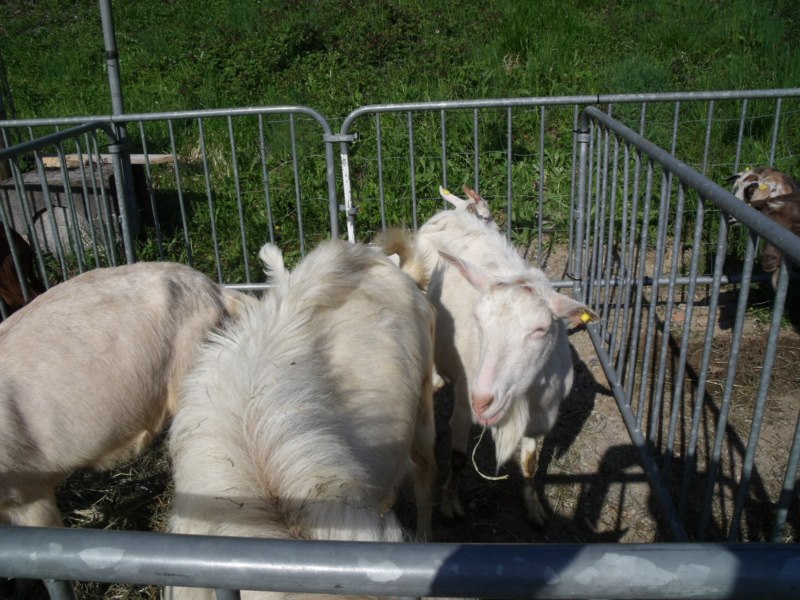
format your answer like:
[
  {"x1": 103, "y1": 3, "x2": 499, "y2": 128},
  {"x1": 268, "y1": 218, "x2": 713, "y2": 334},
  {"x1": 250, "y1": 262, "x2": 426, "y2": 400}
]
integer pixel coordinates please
[{"x1": 99, "y1": 0, "x2": 138, "y2": 262}]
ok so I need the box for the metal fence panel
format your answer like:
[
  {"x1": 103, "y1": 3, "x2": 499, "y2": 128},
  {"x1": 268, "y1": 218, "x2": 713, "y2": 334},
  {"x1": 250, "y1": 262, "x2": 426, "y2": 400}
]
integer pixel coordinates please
[{"x1": 1, "y1": 90, "x2": 799, "y2": 597}]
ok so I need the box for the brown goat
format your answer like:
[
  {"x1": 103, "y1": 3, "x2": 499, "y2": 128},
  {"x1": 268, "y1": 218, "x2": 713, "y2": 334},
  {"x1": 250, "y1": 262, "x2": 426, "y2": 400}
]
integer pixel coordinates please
[
  {"x1": 749, "y1": 193, "x2": 800, "y2": 288},
  {"x1": 0, "y1": 227, "x2": 44, "y2": 315}
]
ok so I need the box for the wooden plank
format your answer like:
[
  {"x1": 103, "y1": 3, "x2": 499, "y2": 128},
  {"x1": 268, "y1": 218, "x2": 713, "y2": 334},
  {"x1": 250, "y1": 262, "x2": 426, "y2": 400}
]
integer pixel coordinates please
[{"x1": 40, "y1": 153, "x2": 175, "y2": 168}]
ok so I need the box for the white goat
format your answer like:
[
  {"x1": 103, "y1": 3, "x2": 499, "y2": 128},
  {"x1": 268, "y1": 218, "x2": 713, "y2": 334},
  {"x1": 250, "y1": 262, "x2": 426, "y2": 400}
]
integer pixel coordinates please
[
  {"x1": 0, "y1": 262, "x2": 252, "y2": 529},
  {"x1": 439, "y1": 185, "x2": 498, "y2": 230},
  {"x1": 166, "y1": 240, "x2": 436, "y2": 600},
  {"x1": 384, "y1": 209, "x2": 596, "y2": 527}
]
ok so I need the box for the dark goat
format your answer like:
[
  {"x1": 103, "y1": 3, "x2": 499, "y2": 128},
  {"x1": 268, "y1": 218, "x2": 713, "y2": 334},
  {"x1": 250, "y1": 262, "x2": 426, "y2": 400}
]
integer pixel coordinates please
[
  {"x1": 0, "y1": 227, "x2": 44, "y2": 315},
  {"x1": 749, "y1": 193, "x2": 800, "y2": 288}
]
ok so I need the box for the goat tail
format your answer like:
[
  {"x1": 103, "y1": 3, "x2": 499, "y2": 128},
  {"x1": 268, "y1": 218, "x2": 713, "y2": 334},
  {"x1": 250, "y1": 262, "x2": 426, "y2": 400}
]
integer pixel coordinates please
[
  {"x1": 377, "y1": 228, "x2": 430, "y2": 290},
  {"x1": 258, "y1": 242, "x2": 290, "y2": 285}
]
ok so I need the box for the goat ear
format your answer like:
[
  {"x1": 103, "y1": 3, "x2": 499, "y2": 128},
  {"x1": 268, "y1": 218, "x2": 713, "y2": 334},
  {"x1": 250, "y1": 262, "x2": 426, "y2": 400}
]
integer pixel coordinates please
[
  {"x1": 548, "y1": 292, "x2": 599, "y2": 326},
  {"x1": 724, "y1": 173, "x2": 742, "y2": 183},
  {"x1": 462, "y1": 185, "x2": 485, "y2": 204},
  {"x1": 438, "y1": 250, "x2": 496, "y2": 292},
  {"x1": 439, "y1": 186, "x2": 469, "y2": 209}
]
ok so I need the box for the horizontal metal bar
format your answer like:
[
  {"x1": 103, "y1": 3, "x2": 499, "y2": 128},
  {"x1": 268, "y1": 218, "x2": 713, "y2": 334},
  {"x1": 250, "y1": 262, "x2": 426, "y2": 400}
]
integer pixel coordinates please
[
  {"x1": 339, "y1": 88, "x2": 800, "y2": 133},
  {"x1": 2, "y1": 527, "x2": 800, "y2": 599},
  {"x1": 0, "y1": 105, "x2": 333, "y2": 134}
]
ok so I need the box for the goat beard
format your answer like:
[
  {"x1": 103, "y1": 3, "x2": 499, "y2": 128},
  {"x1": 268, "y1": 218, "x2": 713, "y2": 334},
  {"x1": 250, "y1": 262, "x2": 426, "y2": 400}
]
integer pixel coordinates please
[{"x1": 489, "y1": 398, "x2": 530, "y2": 469}]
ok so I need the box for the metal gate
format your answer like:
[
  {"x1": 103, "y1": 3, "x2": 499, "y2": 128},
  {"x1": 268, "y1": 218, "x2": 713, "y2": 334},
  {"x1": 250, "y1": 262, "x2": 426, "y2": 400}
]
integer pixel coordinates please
[{"x1": 1, "y1": 90, "x2": 799, "y2": 598}]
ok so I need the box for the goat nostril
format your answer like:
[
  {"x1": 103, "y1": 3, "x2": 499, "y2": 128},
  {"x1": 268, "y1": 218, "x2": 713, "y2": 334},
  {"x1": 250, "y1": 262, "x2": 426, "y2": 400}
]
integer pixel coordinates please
[{"x1": 472, "y1": 393, "x2": 494, "y2": 414}]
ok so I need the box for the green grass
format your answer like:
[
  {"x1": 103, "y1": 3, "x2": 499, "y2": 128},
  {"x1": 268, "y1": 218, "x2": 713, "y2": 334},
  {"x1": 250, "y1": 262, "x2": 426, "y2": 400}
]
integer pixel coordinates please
[
  {"x1": 2, "y1": 0, "x2": 800, "y2": 278},
  {"x1": 3, "y1": 0, "x2": 800, "y2": 118}
]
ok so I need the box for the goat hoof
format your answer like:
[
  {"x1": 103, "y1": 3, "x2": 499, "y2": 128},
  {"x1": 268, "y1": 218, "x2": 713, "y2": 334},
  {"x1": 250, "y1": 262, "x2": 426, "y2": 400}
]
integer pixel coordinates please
[{"x1": 526, "y1": 504, "x2": 548, "y2": 529}]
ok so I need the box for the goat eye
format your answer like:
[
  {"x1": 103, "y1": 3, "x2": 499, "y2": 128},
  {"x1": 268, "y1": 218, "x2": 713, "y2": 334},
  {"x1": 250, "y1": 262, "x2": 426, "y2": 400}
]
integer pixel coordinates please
[
  {"x1": 527, "y1": 327, "x2": 547, "y2": 340},
  {"x1": 467, "y1": 204, "x2": 476, "y2": 214}
]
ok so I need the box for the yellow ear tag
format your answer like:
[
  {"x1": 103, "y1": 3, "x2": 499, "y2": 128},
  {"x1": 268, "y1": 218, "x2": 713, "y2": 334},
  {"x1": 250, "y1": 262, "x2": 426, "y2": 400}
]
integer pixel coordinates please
[
  {"x1": 442, "y1": 188, "x2": 451, "y2": 195},
  {"x1": 759, "y1": 183, "x2": 768, "y2": 190},
  {"x1": 580, "y1": 311, "x2": 593, "y2": 324}
]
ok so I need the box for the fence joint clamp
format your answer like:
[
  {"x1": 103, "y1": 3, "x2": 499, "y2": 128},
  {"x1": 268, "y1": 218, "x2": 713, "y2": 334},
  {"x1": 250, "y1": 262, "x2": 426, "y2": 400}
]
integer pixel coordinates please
[{"x1": 324, "y1": 133, "x2": 358, "y2": 143}]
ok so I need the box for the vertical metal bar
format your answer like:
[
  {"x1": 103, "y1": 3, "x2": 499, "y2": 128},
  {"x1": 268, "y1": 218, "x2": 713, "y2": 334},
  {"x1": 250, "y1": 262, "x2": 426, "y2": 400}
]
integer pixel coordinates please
[
  {"x1": 769, "y1": 97, "x2": 782, "y2": 166},
  {"x1": 473, "y1": 109, "x2": 479, "y2": 193},
  {"x1": 32, "y1": 151, "x2": 68, "y2": 277},
  {"x1": 648, "y1": 182, "x2": 687, "y2": 446},
  {"x1": 537, "y1": 106, "x2": 545, "y2": 257},
  {"x1": 568, "y1": 105, "x2": 579, "y2": 276},
  {"x1": 663, "y1": 191, "x2": 706, "y2": 485},
  {"x1": 506, "y1": 107, "x2": 513, "y2": 241},
  {"x1": 729, "y1": 259, "x2": 789, "y2": 540},
  {"x1": 228, "y1": 115, "x2": 250, "y2": 279},
  {"x1": 637, "y1": 168, "x2": 670, "y2": 440},
  {"x1": 615, "y1": 144, "x2": 642, "y2": 382},
  {"x1": 98, "y1": 0, "x2": 125, "y2": 118},
  {"x1": 289, "y1": 114, "x2": 304, "y2": 256},
  {"x1": 697, "y1": 230, "x2": 757, "y2": 540},
  {"x1": 72, "y1": 137, "x2": 101, "y2": 267},
  {"x1": 583, "y1": 122, "x2": 598, "y2": 299},
  {"x1": 376, "y1": 114, "x2": 387, "y2": 231},
  {"x1": 136, "y1": 122, "x2": 164, "y2": 260},
  {"x1": 43, "y1": 579, "x2": 77, "y2": 600},
  {"x1": 589, "y1": 123, "x2": 609, "y2": 308},
  {"x1": 340, "y1": 136, "x2": 356, "y2": 243},
  {"x1": 440, "y1": 110, "x2": 448, "y2": 193},
  {"x1": 678, "y1": 213, "x2": 730, "y2": 519},
  {"x1": 608, "y1": 142, "x2": 630, "y2": 364},
  {"x1": 99, "y1": 0, "x2": 139, "y2": 247},
  {"x1": 55, "y1": 139, "x2": 86, "y2": 271},
  {"x1": 772, "y1": 358, "x2": 800, "y2": 541},
  {"x1": 626, "y1": 159, "x2": 653, "y2": 413},
  {"x1": 167, "y1": 119, "x2": 192, "y2": 266},
  {"x1": 257, "y1": 114, "x2": 275, "y2": 246},
  {"x1": 89, "y1": 134, "x2": 118, "y2": 266},
  {"x1": 733, "y1": 99, "x2": 748, "y2": 173},
  {"x1": 639, "y1": 102, "x2": 648, "y2": 136},
  {"x1": 200, "y1": 118, "x2": 223, "y2": 282},
  {"x1": 407, "y1": 111, "x2": 418, "y2": 231},
  {"x1": 573, "y1": 113, "x2": 591, "y2": 301},
  {"x1": 599, "y1": 134, "x2": 619, "y2": 332},
  {"x1": 701, "y1": 101, "x2": 715, "y2": 175}
]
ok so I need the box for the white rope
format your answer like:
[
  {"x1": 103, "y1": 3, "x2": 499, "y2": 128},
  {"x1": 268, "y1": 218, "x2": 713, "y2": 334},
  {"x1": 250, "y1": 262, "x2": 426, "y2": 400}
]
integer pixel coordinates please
[{"x1": 471, "y1": 426, "x2": 509, "y2": 481}]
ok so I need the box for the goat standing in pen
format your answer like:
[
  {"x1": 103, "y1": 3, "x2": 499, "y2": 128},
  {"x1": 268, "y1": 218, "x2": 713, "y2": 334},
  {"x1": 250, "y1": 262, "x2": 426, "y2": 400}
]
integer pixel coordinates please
[
  {"x1": 165, "y1": 240, "x2": 436, "y2": 600},
  {"x1": 726, "y1": 166, "x2": 800, "y2": 287},
  {"x1": 0, "y1": 262, "x2": 251, "y2": 528},
  {"x1": 383, "y1": 196, "x2": 596, "y2": 528}
]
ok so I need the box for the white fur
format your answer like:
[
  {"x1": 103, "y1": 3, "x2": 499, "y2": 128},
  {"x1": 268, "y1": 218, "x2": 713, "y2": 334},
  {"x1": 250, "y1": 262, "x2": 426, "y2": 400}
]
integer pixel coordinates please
[
  {"x1": 385, "y1": 209, "x2": 594, "y2": 526},
  {"x1": 166, "y1": 240, "x2": 436, "y2": 600},
  {"x1": 0, "y1": 262, "x2": 251, "y2": 528}
]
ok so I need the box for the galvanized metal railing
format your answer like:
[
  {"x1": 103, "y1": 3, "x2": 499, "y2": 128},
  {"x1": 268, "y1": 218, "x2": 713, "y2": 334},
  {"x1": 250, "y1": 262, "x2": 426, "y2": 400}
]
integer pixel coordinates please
[
  {"x1": 2, "y1": 526, "x2": 800, "y2": 600},
  {"x1": 1, "y1": 91, "x2": 800, "y2": 597},
  {"x1": 575, "y1": 106, "x2": 800, "y2": 543},
  {"x1": 1, "y1": 105, "x2": 339, "y2": 296}
]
